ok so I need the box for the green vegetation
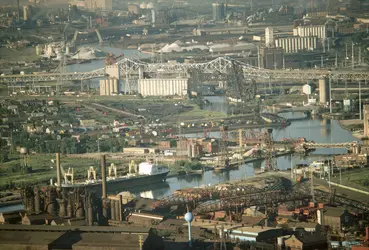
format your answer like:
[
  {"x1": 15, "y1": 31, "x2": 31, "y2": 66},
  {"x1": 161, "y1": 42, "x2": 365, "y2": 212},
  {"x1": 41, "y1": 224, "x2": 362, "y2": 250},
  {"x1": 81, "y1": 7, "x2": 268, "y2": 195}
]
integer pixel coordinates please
[{"x1": 174, "y1": 105, "x2": 225, "y2": 119}]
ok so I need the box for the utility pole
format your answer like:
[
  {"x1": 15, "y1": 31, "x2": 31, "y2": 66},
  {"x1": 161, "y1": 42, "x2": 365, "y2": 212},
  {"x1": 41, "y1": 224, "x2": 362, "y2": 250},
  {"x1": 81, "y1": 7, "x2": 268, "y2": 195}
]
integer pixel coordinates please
[
  {"x1": 328, "y1": 160, "x2": 331, "y2": 188},
  {"x1": 352, "y1": 42, "x2": 355, "y2": 69},
  {"x1": 329, "y1": 76, "x2": 332, "y2": 113},
  {"x1": 359, "y1": 80, "x2": 363, "y2": 120},
  {"x1": 310, "y1": 167, "x2": 315, "y2": 202},
  {"x1": 138, "y1": 235, "x2": 143, "y2": 250},
  {"x1": 327, "y1": 38, "x2": 330, "y2": 51},
  {"x1": 345, "y1": 43, "x2": 348, "y2": 67}
]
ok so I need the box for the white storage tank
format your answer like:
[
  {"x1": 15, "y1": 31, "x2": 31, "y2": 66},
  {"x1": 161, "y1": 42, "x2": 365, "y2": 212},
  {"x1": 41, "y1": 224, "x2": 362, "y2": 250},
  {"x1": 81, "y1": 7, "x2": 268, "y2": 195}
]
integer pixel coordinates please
[
  {"x1": 147, "y1": 2, "x2": 155, "y2": 9},
  {"x1": 140, "y1": 2, "x2": 147, "y2": 9}
]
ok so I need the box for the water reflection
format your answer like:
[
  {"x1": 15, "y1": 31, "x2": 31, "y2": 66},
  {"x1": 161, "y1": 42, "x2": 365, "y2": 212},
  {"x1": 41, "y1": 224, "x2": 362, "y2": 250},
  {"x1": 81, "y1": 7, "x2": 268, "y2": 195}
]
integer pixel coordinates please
[{"x1": 176, "y1": 173, "x2": 203, "y2": 183}]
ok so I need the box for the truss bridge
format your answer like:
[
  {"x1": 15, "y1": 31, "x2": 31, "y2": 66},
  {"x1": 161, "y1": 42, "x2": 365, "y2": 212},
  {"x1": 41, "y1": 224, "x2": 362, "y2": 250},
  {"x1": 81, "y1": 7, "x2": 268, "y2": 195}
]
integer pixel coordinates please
[
  {"x1": 298, "y1": 141, "x2": 361, "y2": 154},
  {"x1": 2, "y1": 57, "x2": 369, "y2": 84}
]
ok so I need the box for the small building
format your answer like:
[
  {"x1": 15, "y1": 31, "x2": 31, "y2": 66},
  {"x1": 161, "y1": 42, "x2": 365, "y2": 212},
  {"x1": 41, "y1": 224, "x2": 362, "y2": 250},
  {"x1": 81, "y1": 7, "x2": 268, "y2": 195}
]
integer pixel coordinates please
[
  {"x1": 79, "y1": 119, "x2": 96, "y2": 127},
  {"x1": 323, "y1": 207, "x2": 355, "y2": 233},
  {"x1": 126, "y1": 212, "x2": 164, "y2": 226},
  {"x1": 157, "y1": 140, "x2": 172, "y2": 149},
  {"x1": 22, "y1": 100, "x2": 45, "y2": 107},
  {"x1": 226, "y1": 226, "x2": 283, "y2": 243},
  {"x1": 284, "y1": 232, "x2": 327, "y2": 250},
  {"x1": 334, "y1": 154, "x2": 368, "y2": 168},
  {"x1": 287, "y1": 222, "x2": 321, "y2": 232},
  {"x1": 7, "y1": 105, "x2": 18, "y2": 114}
]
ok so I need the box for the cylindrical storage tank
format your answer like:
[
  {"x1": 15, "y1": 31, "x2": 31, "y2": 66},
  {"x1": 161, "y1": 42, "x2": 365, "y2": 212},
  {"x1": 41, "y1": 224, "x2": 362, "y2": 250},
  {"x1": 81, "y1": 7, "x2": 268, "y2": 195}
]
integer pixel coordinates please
[
  {"x1": 34, "y1": 189, "x2": 40, "y2": 214},
  {"x1": 47, "y1": 202, "x2": 55, "y2": 215},
  {"x1": 36, "y1": 45, "x2": 42, "y2": 56},
  {"x1": 277, "y1": 237, "x2": 284, "y2": 247},
  {"x1": 59, "y1": 200, "x2": 66, "y2": 217},
  {"x1": 87, "y1": 206, "x2": 94, "y2": 226},
  {"x1": 147, "y1": 2, "x2": 154, "y2": 9},
  {"x1": 115, "y1": 200, "x2": 120, "y2": 221},
  {"x1": 111, "y1": 200, "x2": 116, "y2": 220},
  {"x1": 76, "y1": 203, "x2": 84, "y2": 218},
  {"x1": 140, "y1": 2, "x2": 147, "y2": 9},
  {"x1": 67, "y1": 202, "x2": 73, "y2": 217}
]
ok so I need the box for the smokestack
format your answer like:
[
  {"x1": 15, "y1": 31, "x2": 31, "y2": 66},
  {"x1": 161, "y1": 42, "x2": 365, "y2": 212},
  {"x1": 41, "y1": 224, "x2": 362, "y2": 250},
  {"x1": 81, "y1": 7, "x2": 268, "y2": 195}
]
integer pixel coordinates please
[
  {"x1": 17, "y1": 0, "x2": 20, "y2": 21},
  {"x1": 56, "y1": 153, "x2": 61, "y2": 191},
  {"x1": 366, "y1": 227, "x2": 369, "y2": 242},
  {"x1": 101, "y1": 154, "x2": 107, "y2": 198}
]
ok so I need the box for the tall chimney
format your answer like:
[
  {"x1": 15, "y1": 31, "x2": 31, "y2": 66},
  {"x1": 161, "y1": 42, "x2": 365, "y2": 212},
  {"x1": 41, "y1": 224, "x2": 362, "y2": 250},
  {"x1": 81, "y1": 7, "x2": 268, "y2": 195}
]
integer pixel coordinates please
[
  {"x1": 17, "y1": 0, "x2": 20, "y2": 21},
  {"x1": 101, "y1": 154, "x2": 107, "y2": 198},
  {"x1": 56, "y1": 153, "x2": 61, "y2": 191},
  {"x1": 366, "y1": 227, "x2": 369, "y2": 242}
]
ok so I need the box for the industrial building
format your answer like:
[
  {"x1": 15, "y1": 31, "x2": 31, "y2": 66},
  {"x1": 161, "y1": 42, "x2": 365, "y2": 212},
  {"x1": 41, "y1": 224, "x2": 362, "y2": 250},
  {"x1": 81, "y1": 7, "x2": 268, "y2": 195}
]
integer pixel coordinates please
[
  {"x1": 293, "y1": 25, "x2": 327, "y2": 39},
  {"x1": 128, "y1": 4, "x2": 140, "y2": 15},
  {"x1": 152, "y1": 8, "x2": 169, "y2": 26},
  {"x1": 99, "y1": 78, "x2": 120, "y2": 96},
  {"x1": 265, "y1": 27, "x2": 274, "y2": 48},
  {"x1": 138, "y1": 78, "x2": 188, "y2": 97},
  {"x1": 212, "y1": 2, "x2": 225, "y2": 21},
  {"x1": 260, "y1": 47, "x2": 284, "y2": 69},
  {"x1": 274, "y1": 36, "x2": 318, "y2": 53},
  {"x1": 84, "y1": 0, "x2": 113, "y2": 10}
]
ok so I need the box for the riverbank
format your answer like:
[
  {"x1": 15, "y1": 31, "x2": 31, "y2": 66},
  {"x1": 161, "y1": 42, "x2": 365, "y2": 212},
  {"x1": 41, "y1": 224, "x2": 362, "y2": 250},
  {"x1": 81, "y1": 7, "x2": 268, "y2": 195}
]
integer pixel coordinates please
[{"x1": 338, "y1": 119, "x2": 364, "y2": 139}]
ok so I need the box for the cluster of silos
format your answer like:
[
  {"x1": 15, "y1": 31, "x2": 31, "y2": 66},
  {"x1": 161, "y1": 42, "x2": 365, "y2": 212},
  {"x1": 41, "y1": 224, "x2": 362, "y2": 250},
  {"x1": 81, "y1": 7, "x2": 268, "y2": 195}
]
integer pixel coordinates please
[{"x1": 212, "y1": 2, "x2": 225, "y2": 21}]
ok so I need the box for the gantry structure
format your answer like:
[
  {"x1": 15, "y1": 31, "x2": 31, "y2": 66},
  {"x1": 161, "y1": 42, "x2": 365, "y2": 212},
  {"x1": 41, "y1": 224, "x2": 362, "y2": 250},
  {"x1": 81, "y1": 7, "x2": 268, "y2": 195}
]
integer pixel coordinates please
[{"x1": 2, "y1": 57, "x2": 369, "y2": 84}]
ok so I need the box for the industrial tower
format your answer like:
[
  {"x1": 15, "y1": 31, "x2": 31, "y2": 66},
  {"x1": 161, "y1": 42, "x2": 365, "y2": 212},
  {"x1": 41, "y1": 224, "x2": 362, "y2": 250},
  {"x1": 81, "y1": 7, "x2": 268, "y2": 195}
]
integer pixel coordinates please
[{"x1": 264, "y1": 128, "x2": 276, "y2": 170}]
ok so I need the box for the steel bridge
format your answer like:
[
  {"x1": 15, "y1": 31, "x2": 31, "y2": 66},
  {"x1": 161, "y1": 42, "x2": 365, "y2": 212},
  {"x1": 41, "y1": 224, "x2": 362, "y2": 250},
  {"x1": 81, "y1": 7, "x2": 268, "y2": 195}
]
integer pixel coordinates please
[
  {"x1": 302, "y1": 141, "x2": 360, "y2": 149},
  {"x1": 2, "y1": 57, "x2": 369, "y2": 84}
]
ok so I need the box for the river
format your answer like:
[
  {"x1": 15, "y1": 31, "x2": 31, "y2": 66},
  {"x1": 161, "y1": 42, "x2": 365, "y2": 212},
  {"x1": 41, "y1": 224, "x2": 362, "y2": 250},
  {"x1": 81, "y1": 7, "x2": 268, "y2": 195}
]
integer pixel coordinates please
[
  {"x1": 67, "y1": 45, "x2": 151, "y2": 89},
  {"x1": 140, "y1": 104, "x2": 357, "y2": 199}
]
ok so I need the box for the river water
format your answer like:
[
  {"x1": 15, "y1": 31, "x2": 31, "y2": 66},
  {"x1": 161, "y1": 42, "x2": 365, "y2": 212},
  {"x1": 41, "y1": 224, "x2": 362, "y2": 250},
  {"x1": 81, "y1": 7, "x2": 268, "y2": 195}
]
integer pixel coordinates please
[
  {"x1": 67, "y1": 46, "x2": 151, "y2": 89},
  {"x1": 142, "y1": 109, "x2": 357, "y2": 200},
  {"x1": 0, "y1": 47, "x2": 359, "y2": 212}
]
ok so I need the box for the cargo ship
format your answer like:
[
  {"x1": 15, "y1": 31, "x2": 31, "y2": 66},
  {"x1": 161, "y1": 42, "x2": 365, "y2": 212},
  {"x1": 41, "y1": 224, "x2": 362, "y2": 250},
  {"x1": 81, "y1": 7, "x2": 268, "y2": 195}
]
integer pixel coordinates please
[{"x1": 58, "y1": 160, "x2": 169, "y2": 190}]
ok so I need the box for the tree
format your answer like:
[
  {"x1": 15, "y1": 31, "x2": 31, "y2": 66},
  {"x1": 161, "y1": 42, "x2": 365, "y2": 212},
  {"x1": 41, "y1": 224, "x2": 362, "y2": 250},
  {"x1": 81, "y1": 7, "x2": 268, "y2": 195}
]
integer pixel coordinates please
[{"x1": 0, "y1": 138, "x2": 9, "y2": 162}]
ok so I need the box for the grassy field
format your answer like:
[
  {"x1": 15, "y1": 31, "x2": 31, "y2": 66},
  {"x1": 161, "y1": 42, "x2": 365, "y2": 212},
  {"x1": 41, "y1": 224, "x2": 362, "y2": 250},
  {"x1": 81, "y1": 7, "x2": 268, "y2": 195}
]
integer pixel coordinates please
[
  {"x1": 331, "y1": 168, "x2": 369, "y2": 191},
  {"x1": 174, "y1": 105, "x2": 226, "y2": 120},
  {"x1": 0, "y1": 47, "x2": 39, "y2": 62}
]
